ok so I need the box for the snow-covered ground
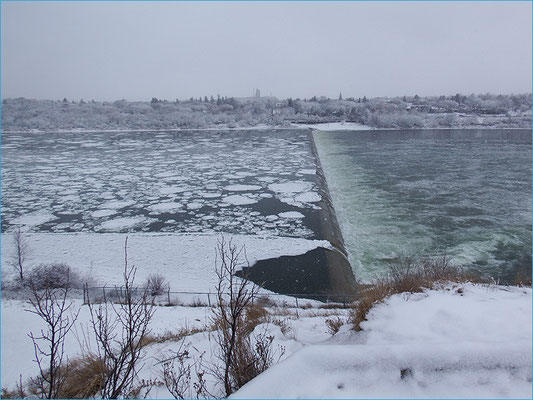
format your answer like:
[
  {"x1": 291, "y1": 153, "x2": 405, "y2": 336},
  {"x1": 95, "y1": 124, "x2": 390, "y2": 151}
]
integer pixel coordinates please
[
  {"x1": 232, "y1": 283, "x2": 532, "y2": 399},
  {"x1": 293, "y1": 122, "x2": 372, "y2": 131},
  {"x1": 2, "y1": 283, "x2": 530, "y2": 398},
  {"x1": 0, "y1": 232, "x2": 330, "y2": 292}
]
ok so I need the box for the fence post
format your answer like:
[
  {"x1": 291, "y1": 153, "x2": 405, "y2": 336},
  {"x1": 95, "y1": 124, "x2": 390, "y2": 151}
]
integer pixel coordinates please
[
  {"x1": 343, "y1": 296, "x2": 346, "y2": 308},
  {"x1": 207, "y1": 291, "x2": 211, "y2": 307},
  {"x1": 167, "y1": 288, "x2": 171, "y2": 305}
]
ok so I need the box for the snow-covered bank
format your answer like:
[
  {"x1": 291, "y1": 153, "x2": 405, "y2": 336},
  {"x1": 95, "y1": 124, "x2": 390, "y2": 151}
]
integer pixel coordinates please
[
  {"x1": 294, "y1": 122, "x2": 372, "y2": 131},
  {"x1": 1, "y1": 124, "x2": 279, "y2": 134},
  {"x1": 233, "y1": 283, "x2": 532, "y2": 399},
  {"x1": 0, "y1": 233, "x2": 330, "y2": 291},
  {"x1": 2, "y1": 281, "x2": 530, "y2": 398}
]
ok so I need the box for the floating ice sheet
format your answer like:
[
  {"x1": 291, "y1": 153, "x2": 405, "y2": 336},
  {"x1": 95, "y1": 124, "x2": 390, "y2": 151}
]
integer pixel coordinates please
[{"x1": 1, "y1": 130, "x2": 322, "y2": 238}]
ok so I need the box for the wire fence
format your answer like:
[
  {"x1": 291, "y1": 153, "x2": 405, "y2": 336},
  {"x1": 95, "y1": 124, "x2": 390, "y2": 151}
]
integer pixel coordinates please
[{"x1": 82, "y1": 285, "x2": 358, "y2": 308}]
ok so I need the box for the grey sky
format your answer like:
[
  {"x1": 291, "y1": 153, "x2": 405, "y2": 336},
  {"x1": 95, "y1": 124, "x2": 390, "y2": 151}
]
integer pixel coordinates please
[{"x1": 1, "y1": 1, "x2": 531, "y2": 101}]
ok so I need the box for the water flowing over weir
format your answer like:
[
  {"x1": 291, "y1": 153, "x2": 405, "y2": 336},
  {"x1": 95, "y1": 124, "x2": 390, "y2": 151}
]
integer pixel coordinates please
[{"x1": 312, "y1": 128, "x2": 532, "y2": 283}]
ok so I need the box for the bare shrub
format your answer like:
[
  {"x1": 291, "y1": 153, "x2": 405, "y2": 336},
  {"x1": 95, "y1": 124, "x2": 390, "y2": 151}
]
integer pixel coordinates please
[
  {"x1": 10, "y1": 228, "x2": 28, "y2": 281},
  {"x1": 27, "y1": 263, "x2": 82, "y2": 290},
  {"x1": 162, "y1": 341, "x2": 191, "y2": 400},
  {"x1": 87, "y1": 237, "x2": 155, "y2": 399},
  {"x1": 325, "y1": 316, "x2": 346, "y2": 335},
  {"x1": 271, "y1": 318, "x2": 293, "y2": 338},
  {"x1": 211, "y1": 237, "x2": 280, "y2": 397},
  {"x1": 189, "y1": 297, "x2": 208, "y2": 307},
  {"x1": 1, "y1": 376, "x2": 26, "y2": 399},
  {"x1": 25, "y1": 278, "x2": 80, "y2": 398},
  {"x1": 161, "y1": 342, "x2": 209, "y2": 400},
  {"x1": 146, "y1": 273, "x2": 167, "y2": 296}
]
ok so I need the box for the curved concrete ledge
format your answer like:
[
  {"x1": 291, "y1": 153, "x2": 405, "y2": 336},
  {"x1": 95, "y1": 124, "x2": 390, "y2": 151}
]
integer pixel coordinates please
[{"x1": 241, "y1": 130, "x2": 358, "y2": 300}]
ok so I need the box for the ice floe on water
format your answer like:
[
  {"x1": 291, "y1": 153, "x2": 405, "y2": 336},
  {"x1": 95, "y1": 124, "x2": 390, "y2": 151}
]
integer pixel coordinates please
[
  {"x1": 279, "y1": 211, "x2": 305, "y2": 219},
  {"x1": 98, "y1": 217, "x2": 152, "y2": 232},
  {"x1": 12, "y1": 212, "x2": 56, "y2": 229},
  {"x1": 90, "y1": 209, "x2": 117, "y2": 218},
  {"x1": 222, "y1": 194, "x2": 258, "y2": 206},
  {"x1": 147, "y1": 201, "x2": 183, "y2": 213},
  {"x1": 225, "y1": 184, "x2": 262, "y2": 191},
  {"x1": 1, "y1": 130, "x2": 323, "y2": 238}
]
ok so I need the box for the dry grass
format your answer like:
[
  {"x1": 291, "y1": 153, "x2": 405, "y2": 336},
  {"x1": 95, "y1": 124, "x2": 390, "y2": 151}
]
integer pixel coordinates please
[
  {"x1": 254, "y1": 295, "x2": 277, "y2": 308},
  {"x1": 56, "y1": 355, "x2": 107, "y2": 399},
  {"x1": 351, "y1": 280, "x2": 391, "y2": 331},
  {"x1": 23, "y1": 354, "x2": 107, "y2": 399},
  {"x1": 243, "y1": 304, "x2": 269, "y2": 334},
  {"x1": 514, "y1": 268, "x2": 532, "y2": 287},
  {"x1": 141, "y1": 326, "x2": 209, "y2": 347},
  {"x1": 189, "y1": 297, "x2": 209, "y2": 307},
  {"x1": 351, "y1": 256, "x2": 477, "y2": 331}
]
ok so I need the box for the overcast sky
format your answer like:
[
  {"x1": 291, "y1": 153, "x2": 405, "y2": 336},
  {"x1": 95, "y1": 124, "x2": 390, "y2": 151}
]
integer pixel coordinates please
[{"x1": 1, "y1": 1, "x2": 531, "y2": 101}]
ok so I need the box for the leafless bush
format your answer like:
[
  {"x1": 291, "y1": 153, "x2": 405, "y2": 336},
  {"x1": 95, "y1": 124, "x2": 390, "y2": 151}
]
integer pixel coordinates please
[
  {"x1": 211, "y1": 237, "x2": 280, "y2": 397},
  {"x1": 161, "y1": 341, "x2": 210, "y2": 400},
  {"x1": 25, "y1": 278, "x2": 79, "y2": 398},
  {"x1": 1, "y1": 376, "x2": 26, "y2": 399},
  {"x1": 189, "y1": 297, "x2": 209, "y2": 307},
  {"x1": 10, "y1": 227, "x2": 28, "y2": 281},
  {"x1": 325, "y1": 316, "x2": 346, "y2": 335},
  {"x1": 161, "y1": 341, "x2": 192, "y2": 399},
  {"x1": 27, "y1": 263, "x2": 82, "y2": 290},
  {"x1": 145, "y1": 273, "x2": 167, "y2": 296},
  {"x1": 271, "y1": 318, "x2": 293, "y2": 338},
  {"x1": 87, "y1": 237, "x2": 155, "y2": 399}
]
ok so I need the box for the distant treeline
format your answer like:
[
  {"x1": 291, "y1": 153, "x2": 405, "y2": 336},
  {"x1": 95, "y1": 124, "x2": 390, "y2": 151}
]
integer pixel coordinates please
[{"x1": 1, "y1": 93, "x2": 531, "y2": 131}]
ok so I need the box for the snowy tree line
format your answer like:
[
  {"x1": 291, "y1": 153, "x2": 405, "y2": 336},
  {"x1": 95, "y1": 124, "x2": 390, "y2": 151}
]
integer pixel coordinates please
[{"x1": 1, "y1": 93, "x2": 531, "y2": 131}]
